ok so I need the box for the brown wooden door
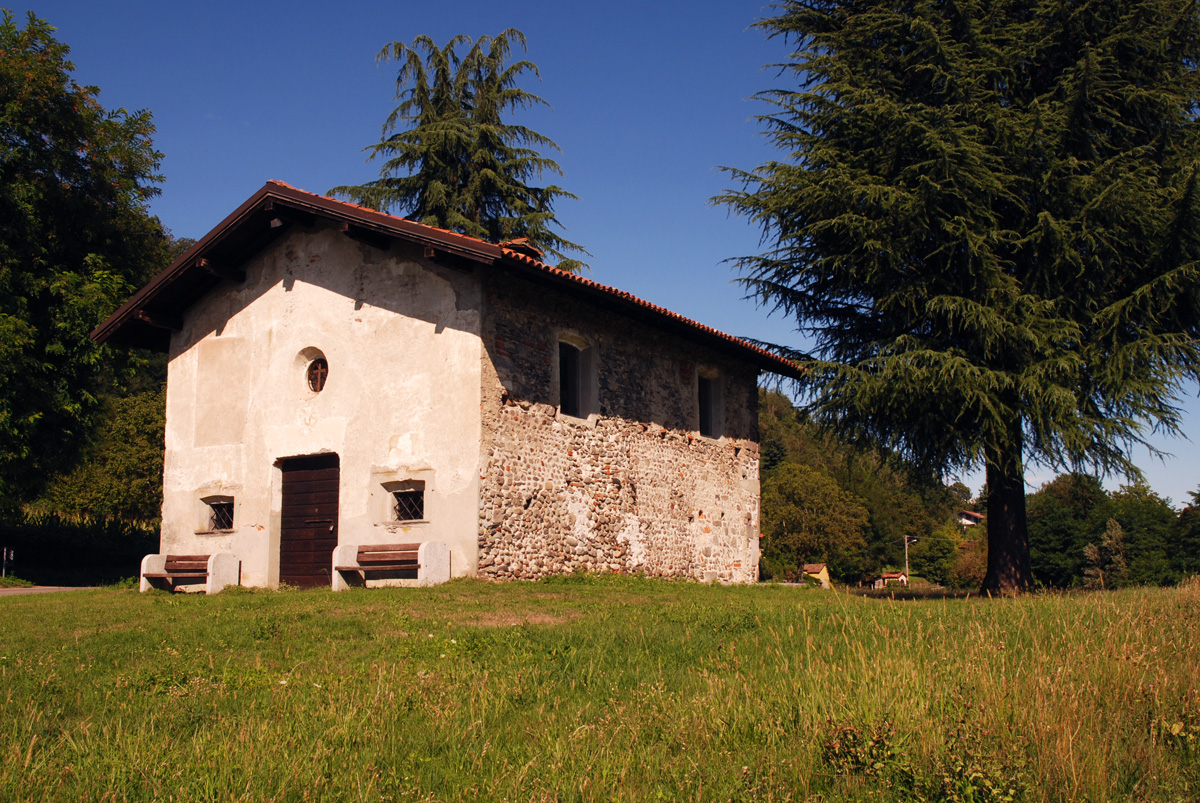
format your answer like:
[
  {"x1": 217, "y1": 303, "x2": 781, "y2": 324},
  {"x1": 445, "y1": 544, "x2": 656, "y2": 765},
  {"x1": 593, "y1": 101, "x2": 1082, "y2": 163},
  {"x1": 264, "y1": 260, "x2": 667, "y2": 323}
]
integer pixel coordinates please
[{"x1": 279, "y1": 454, "x2": 339, "y2": 588}]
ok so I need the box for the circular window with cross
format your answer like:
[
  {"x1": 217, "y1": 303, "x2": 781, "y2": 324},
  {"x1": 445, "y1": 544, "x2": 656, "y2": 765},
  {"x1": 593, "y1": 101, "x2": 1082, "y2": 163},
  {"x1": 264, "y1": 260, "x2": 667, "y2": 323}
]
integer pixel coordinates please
[
  {"x1": 296, "y1": 348, "x2": 329, "y2": 397},
  {"x1": 307, "y1": 357, "x2": 329, "y2": 393}
]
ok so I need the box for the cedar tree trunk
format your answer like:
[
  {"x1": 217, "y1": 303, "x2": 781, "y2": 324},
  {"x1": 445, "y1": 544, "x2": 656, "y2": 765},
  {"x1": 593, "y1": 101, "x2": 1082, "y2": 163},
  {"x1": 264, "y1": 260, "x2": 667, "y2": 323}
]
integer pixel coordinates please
[{"x1": 981, "y1": 437, "x2": 1035, "y2": 592}]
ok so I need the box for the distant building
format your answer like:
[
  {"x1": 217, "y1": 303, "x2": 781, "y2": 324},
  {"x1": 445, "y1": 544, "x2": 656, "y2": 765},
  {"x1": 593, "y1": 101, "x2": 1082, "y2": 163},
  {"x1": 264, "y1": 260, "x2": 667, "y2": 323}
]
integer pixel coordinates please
[
  {"x1": 802, "y1": 563, "x2": 832, "y2": 589},
  {"x1": 958, "y1": 510, "x2": 985, "y2": 527},
  {"x1": 874, "y1": 571, "x2": 909, "y2": 589}
]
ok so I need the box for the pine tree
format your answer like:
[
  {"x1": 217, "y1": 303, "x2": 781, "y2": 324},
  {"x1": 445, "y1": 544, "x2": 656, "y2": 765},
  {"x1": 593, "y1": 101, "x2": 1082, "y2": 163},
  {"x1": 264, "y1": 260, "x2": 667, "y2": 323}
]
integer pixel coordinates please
[
  {"x1": 332, "y1": 29, "x2": 587, "y2": 271},
  {"x1": 719, "y1": 0, "x2": 1200, "y2": 591},
  {"x1": 1083, "y1": 518, "x2": 1129, "y2": 589}
]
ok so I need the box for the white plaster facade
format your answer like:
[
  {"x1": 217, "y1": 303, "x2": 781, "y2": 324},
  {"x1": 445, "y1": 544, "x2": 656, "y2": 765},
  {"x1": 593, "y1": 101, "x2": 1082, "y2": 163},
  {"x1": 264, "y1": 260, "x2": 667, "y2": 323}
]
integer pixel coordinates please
[{"x1": 161, "y1": 227, "x2": 483, "y2": 587}]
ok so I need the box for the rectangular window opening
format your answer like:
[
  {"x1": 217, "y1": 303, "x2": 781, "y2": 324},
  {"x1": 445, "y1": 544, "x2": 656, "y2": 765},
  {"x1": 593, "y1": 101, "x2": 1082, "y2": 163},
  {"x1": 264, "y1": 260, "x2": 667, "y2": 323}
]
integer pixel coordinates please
[
  {"x1": 699, "y1": 376, "x2": 718, "y2": 438},
  {"x1": 559, "y1": 342, "x2": 582, "y2": 418}
]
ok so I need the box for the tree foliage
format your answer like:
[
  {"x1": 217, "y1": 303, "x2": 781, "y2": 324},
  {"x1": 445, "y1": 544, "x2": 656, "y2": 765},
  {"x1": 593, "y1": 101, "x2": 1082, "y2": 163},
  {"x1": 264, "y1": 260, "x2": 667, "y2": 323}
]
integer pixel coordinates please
[
  {"x1": 1107, "y1": 481, "x2": 1178, "y2": 585},
  {"x1": 720, "y1": 0, "x2": 1200, "y2": 591},
  {"x1": 759, "y1": 391, "x2": 960, "y2": 582},
  {"x1": 0, "y1": 11, "x2": 169, "y2": 511},
  {"x1": 1027, "y1": 474, "x2": 1188, "y2": 586},
  {"x1": 1026, "y1": 473, "x2": 1109, "y2": 586},
  {"x1": 27, "y1": 387, "x2": 165, "y2": 523},
  {"x1": 1176, "y1": 488, "x2": 1200, "y2": 579},
  {"x1": 332, "y1": 29, "x2": 587, "y2": 271},
  {"x1": 909, "y1": 520, "x2": 963, "y2": 586},
  {"x1": 1083, "y1": 518, "x2": 1129, "y2": 590},
  {"x1": 761, "y1": 462, "x2": 870, "y2": 579}
]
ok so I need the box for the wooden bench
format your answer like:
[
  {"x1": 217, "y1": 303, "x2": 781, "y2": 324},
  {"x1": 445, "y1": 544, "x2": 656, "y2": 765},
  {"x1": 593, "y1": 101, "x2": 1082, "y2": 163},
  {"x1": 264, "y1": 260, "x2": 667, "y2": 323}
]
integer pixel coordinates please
[
  {"x1": 336, "y1": 543, "x2": 420, "y2": 573},
  {"x1": 140, "y1": 553, "x2": 240, "y2": 594},
  {"x1": 332, "y1": 541, "x2": 451, "y2": 590}
]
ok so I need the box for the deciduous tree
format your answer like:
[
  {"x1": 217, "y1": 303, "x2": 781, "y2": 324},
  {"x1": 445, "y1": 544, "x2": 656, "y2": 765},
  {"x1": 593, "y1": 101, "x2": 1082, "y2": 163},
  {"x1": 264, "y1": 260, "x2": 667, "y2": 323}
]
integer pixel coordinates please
[
  {"x1": 909, "y1": 520, "x2": 962, "y2": 586},
  {"x1": 1026, "y1": 474, "x2": 1110, "y2": 587},
  {"x1": 761, "y1": 462, "x2": 870, "y2": 580},
  {"x1": 1175, "y1": 488, "x2": 1200, "y2": 579},
  {"x1": 1107, "y1": 481, "x2": 1177, "y2": 585},
  {"x1": 0, "y1": 11, "x2": 169, "y2": 511},
  {"x1": 720, "y1": 0, "x2": 1200, "y2": 591},
  {"x1": 1083, "y1": 518, "x2": 1129, "y2": 589},
  {"x1": 333, "y1": 29, "x2": 587, "y2": 270}
]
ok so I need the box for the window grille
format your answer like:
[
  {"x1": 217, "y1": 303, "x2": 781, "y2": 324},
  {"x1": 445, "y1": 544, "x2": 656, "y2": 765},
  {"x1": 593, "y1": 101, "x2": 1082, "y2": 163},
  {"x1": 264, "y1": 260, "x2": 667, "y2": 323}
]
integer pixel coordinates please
[
  {"x1": 392, "y1": 489, "x2": 424, "y2": 521},
  {"x1": 208, "y1": 501, "x2": 234, "y2": 531}
]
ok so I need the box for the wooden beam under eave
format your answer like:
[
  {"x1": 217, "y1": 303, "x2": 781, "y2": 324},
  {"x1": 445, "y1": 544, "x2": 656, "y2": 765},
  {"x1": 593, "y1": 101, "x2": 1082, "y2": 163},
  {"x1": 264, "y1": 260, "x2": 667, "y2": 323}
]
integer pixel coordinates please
[
  {"x1": 423, "y1": 245, "x2": 476, "y2": 272},
  {"x1": 134, "y1": 310, "x2": 183, "y2": 331},
  {"x1": 340, "y1": 222, "x2": 391, "y2": 251},
  {"x1": 263, "y1": 199, "x2": 314, "y2": 229},
  {"x1": 197, "y1": 258, "x2": 246, "y2": 283}
]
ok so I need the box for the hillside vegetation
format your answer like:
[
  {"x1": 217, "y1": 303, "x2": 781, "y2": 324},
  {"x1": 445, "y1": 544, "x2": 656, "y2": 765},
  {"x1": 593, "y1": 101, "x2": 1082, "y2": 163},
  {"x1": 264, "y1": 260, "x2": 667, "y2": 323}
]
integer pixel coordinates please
[
  {"x1": 759, "y1": 391, "x2": 970, "y2": 585},
  {"x1": 760, "y1": 391, "x2": 1200, "y2": 591},
  {"x1": 2, "y1": 577, "x2": 1197, "y2": 802}
]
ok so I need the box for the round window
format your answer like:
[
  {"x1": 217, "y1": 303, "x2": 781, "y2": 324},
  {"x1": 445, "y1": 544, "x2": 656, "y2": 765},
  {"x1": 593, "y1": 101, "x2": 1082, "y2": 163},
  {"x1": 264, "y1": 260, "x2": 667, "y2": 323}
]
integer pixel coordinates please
[{"x1": 307, "y1": 358, "x2": 329, "y2": 393}]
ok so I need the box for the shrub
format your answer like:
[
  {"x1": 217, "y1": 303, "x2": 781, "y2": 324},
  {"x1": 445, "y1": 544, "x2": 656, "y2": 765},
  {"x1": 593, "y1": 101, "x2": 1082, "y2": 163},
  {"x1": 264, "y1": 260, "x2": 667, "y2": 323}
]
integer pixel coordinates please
[{"x1": 0, "y1": 512, "x2": 156, "y2": 585}]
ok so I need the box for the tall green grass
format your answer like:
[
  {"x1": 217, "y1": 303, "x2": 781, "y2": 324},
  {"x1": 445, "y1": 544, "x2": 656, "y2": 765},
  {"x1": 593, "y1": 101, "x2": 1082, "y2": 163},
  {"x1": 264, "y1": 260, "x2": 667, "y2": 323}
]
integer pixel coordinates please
[{"x1": 1, "y1": 576, "x2": 1197, "y2": 802}]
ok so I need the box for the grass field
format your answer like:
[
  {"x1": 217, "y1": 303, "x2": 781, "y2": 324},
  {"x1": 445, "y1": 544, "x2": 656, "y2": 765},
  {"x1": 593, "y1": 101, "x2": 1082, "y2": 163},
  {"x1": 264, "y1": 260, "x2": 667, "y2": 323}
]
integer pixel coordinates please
[{"x1": 2, "y1": 576, "x2": 1198, "y2": 802}]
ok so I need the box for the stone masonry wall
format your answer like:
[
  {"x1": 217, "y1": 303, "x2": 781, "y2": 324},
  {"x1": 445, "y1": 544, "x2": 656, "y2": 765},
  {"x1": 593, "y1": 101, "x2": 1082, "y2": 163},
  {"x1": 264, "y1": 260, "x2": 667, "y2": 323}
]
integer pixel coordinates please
[{"x1": 477, "y1": 273, "x2": 761, "y2": 583}]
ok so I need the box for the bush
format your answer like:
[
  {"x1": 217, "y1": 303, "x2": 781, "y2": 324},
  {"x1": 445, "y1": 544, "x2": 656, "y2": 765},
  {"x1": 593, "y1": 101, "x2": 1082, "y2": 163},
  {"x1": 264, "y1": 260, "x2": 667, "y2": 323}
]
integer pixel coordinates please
[{"x1": 0, "y1": 512, "x2": 157, "y2": 586}]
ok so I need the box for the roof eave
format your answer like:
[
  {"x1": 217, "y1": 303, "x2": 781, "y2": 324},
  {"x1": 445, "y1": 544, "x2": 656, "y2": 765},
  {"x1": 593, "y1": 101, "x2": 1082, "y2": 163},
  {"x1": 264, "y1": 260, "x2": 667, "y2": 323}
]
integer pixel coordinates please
[{"x1": 91, "y1": 182, "x2": 804, "y2": 380}]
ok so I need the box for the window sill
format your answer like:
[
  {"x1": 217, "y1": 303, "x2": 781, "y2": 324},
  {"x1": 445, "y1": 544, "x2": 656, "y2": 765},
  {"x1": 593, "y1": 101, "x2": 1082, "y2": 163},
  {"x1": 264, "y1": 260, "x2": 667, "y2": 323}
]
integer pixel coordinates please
[
  {"x1": 556, "y1": 410, "x2": 599, "y2": 429},
  {"x1": 375, "y1": 520, "x2": 429, "y2": 527},
  {"x1": 194, "y1": 529, "x2": 236, "y2": 536}
]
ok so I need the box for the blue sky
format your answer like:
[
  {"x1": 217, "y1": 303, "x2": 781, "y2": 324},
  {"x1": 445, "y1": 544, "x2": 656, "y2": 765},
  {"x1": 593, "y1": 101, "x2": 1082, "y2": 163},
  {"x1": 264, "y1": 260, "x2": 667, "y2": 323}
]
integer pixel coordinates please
[{"x1": 14, "y1": 0, "x2": 1199, "y2": 506}]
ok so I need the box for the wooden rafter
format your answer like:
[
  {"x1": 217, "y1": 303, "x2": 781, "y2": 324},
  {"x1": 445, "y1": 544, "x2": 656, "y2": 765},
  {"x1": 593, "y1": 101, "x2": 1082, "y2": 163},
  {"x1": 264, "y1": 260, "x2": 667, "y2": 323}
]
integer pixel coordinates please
[
  {"x1": 340, "y1": 222, "x2": 391, "y2": 251},
  {"x1": 134, "y1": 309, "x2": 182, "y2": 331}
]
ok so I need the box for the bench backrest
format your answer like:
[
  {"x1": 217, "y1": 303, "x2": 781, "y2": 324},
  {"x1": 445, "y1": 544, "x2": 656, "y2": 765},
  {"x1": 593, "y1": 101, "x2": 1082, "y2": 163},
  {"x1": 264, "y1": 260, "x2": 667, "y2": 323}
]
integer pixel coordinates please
[
  {"x1": 165, "y1": 555, "x2": 210, "y2": 573},
  {"x1": 356, "y1": 543, "x2": 420, "y2": 566}
]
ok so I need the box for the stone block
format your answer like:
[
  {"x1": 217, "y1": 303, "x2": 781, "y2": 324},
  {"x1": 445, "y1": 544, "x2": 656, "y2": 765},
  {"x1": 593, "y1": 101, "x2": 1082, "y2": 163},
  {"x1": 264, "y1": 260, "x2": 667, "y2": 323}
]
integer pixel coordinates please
[
  {"x1": 139, "y1": 554, "x2": 166, "y2": 593},
  {"x1": 418, "y1": 541, "x2": 452, "y2": 586},
  {"x1": 206, "y1": 552, "x2": 240, "y2": 594},
  {"x1": 330, "y1": 544, "x2": 359, "y2": 592}
]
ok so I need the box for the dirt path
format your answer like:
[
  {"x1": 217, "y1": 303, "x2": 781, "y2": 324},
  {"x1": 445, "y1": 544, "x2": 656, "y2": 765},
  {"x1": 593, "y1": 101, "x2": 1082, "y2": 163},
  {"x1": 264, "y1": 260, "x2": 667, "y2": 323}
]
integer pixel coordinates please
[{"x1": 0, "y1": 586, "x2": 97, "y2": 597}]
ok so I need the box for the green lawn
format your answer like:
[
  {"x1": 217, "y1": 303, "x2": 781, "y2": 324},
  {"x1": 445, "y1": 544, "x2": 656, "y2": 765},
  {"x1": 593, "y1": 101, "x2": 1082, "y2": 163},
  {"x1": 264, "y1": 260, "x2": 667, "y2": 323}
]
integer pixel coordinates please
[{"x1": 2, "y1": 576, "x2": 1197, "y2": 802}]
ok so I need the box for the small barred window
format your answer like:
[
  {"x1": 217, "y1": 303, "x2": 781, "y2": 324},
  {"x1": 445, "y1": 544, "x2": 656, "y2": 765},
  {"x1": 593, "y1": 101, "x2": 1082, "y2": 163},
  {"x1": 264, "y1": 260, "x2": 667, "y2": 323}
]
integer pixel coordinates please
[
  {"x1": 208, "y1": 501, "x2": 234, "y2": 531},
  {"x1": 392, "y1": 489, "x2": 424, "y2": 522}
]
